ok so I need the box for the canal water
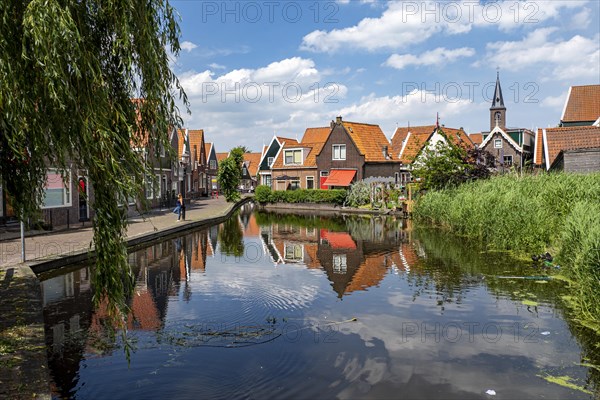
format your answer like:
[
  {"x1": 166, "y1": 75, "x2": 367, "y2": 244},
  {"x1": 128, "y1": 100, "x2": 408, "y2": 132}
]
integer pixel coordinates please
[{"x1": 39, "y1": 204, "x2": 599, "y2": 399}]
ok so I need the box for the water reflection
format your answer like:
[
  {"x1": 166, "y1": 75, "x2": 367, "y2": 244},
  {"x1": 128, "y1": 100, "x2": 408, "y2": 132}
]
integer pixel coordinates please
[{"x1": 39, "y1": 206, "x2": 599, "y2": 399}]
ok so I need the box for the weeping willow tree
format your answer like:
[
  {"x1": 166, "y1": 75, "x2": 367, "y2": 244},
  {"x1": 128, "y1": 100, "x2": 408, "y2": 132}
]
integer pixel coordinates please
[{"x1": 0, "y1": 0, "x2": 187, "y2": 336}]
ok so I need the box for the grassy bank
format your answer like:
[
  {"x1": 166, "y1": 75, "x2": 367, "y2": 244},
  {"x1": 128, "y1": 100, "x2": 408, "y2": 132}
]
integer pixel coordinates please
[{"x1": 413, "y1": 172, "x2": 600, "y2": 332}]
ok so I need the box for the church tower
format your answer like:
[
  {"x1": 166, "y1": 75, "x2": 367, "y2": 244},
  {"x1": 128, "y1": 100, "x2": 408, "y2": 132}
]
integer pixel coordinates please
[{"x1": 490, "y1": 71, "x2": 506, "y2": 131}]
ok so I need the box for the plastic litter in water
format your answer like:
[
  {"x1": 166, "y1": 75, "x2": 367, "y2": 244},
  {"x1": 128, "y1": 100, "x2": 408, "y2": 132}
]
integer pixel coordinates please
[
  {"x1": 486, "y1": 389, "x2": 497, "y2": 395},
  {"x1": 541, "y1": 331, "x2": 551, "y2": 336}
]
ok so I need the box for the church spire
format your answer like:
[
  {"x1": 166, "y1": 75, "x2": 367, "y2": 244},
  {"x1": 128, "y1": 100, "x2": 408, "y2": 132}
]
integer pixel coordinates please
[
  {"x1": 491, "y1": 70, "x2": 505, "y2": 109},
  {"x1": 490, "y1": 69, "x2": 506, "y2": 131}
]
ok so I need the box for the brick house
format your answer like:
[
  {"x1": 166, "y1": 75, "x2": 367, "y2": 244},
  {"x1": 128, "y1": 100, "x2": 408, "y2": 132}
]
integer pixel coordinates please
[
  {"x1": 270, "y1": 141, "x2": 324, "y2": 190},
  {"x1": 257, "y1": 136, "x2": 300, "y2": 188},
  {"x1": 177, "y1": 129, "x2": 207, "y2": 198},
  {"x1": 477, "y1": 73, "x2": 534, "y2": 170},
  {"x1": 316, "y1": 117, "x2": 400, "y2": 189}
]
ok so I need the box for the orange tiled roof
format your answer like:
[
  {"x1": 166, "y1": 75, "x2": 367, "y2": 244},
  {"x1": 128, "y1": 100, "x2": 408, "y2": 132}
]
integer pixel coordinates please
[
  {"x1": 271, "y1": 142, "x2": 324, "y2": 169},
  {"x1": 243, "y1": 214, "x2": 260, "y2": 237},
  {"x1": 243, "y1": 152, "x2": 262, "y2": 176},
  {"x1": 204, "y1": 142, "x2": 213, "y2": 157},
  {"x1": 562, "y1": 85, "x2": 600, "y2": 123},
  {"x1": 262, "y1": 145, "x2": 269, "y2": 157},
  {"x1": 469, "y1": 133, "x2": 483, "y2": 145},
  {"x1": 342, "y1": 121, "x2": 392, "y2": 162},
  {"x1": 301, "y1": 127, "x2": 331, "y2": 144},
  {"x1": 398, "y1": 126, "x2": 472, "y2": 164},
  {"x1": 391, "y1": 125, "x2": 435, "y2": 158},
  {"x1": 216, "y1": 152, "x2": 228, "y2": 162},
  {"x1": 540, "y1": 126, "x2": 600, "y2": 169},
  {"x1": 276, "y1": 136, "x2": 299, "y2": 146},
  {"x1": 188, "y1": 129, "x2": 204, "y2": 164},
  {"x1": 534, "y1": 130, "x2": 544, "y2": 165}
]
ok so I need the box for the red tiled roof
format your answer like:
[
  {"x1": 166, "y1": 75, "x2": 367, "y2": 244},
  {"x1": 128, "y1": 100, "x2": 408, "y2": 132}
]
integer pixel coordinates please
[
  {"x1": 534, "y1": 130, "x2": 544, "y2": 165},
  {"x1": 562, "y1": 85, "x2": 600, "y2": 123},
  {"x1": 342, "y1": 121, "x2": 392, "y2": 162},
  {"x1": 540, "y1": 126, "x2": 600, "y2": 169},
  {"x1": 204, "y1": 142, "x2": 213, "y2": 157},
  {"x1": 301, "y1": 127, "x2": 331, "y2": 144},
  {"x1": 188, "y1": 129, "x2": 204, "y2": 165},
  {"x1": 243, "y1": 152, "x2": 262, "y2": 176}
]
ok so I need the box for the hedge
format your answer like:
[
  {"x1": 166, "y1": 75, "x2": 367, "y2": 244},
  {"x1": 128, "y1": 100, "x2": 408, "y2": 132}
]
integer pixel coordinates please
[{"x1": 254, "y1": 185, "x2": 346, "y2": 205}]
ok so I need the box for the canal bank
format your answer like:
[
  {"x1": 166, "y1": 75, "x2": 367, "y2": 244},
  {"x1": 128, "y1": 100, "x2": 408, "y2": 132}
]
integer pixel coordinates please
[
  {"x1": 0, "y1": 196, "x2": 252, "y2": 399},
  {"x1": 259, "y1": 202, "x2": 404, "y2": 216}
]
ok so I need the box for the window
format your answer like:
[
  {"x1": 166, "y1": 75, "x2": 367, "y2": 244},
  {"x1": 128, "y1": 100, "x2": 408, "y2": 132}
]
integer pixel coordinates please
[
  {"x1": 242, "y1": 166, "x2": 248, "y2": 175},
  {"x1": 320, "y1": 171, "x2": 329, "y2": 177},
  {"x1": 268, "y1": 157, "x2": 274, "y2": 166},
  {"x1": 333, "y1": 144, "x2": 346, "y2": 160},
  {"x1": 494, "y1": 139, "x2": 502, "y2": 148},
  {"x1": 395, "y1": 172, "x2": 399, "y2": 184},
  {"x1": 503, "y1": 155, "x2": 513, "y2": 166},
  {"x1": 284, "y1": 149, "x2": 302, "y2": 165},
  {"x1": 306, "y1": 227, "x2": 316, "y2": 237},
  {"x1": 284, "y1": 244, "x2": 303, "y2": 261},
  {"x1": 210, "y1": 160, "x2": 217, "y2": 170},
  {"x1": 43, "y1": 169, "x2": 72, "y2": 208},
  {"x1": 333, "y1": 254, "x2": 347, "y2": 274},
  {"x1": 264, "y1": 175, "x2": 272, "y2": 187},
  {"x1": 145, "y1": 175, "x2": 160, "y2": 199},
  {"x1": 288, "y1": 179, "x2": 300, "y2": 190},
  {"x1": 306, "y1": 176, "x2": 314, "y2": 189}
]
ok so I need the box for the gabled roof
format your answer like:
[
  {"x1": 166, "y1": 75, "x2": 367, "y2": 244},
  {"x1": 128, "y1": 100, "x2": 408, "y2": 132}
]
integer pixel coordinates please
[
  {"x1": 204, "y1": 142, "x2": 214, "y2": 158},
  {"x1": 536, "y1": 126, "x2": 600, "y2": 170},
  {"x1": 271, "y1": 142, "x2": 324, "y2": 169},
  {"x1": 242, "y1": 152, "x2": 262, "y2": 176},
  {"x1": 391, "y1": 125, "x2": 436, "y2": 159},
  {"x1": 176, "y1": 129, "x2": 189, "y2": 159},
  {"x1": 339, "y1": 120, "x2": 392, "y2": 162},
  {"x1": 301, "y1": 127, "x2": 331, "y2": 144},
  {"x1": 561, "y1": 85, "x2": 600, "y2": 123},
  {"x1": 397, "y1": 126, "x2": 472, "y2": 164},
  {"x1": 262, "y1": 145, "x2": 269, "y2": 157},
  {"x1": 276, "y1": 136, "x2": 299, "y2": 146},
  {"x1": 187, "y1": 129, "x2": 204, "y2": 164},
  {"x1": 480, "y1": 125, "x2": 521, "y2": 151}
]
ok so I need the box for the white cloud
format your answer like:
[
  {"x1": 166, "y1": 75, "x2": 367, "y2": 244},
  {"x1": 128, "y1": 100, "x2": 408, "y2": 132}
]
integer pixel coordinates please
[
  {"x1": 208, "y1": 63, "x2": 226, "y2": 70},
  {"x1": 300, "y1": 1, "x2": 590, "y2": 53},
  {"x1": 385, "y1": 47, "x2": 475, "y2": 70},
  {"x1": 180, "y1": 41, "x2": 198, "y2": 52},
  {"x1": 541, "y1": 93, "x2": 567, "y2": 110},
  {"x1": 178, "y1": 57, "x2": 348, "y2": 151},
  {"x1": 482, "y1": 28, "x2": 600, "y2": 81}
]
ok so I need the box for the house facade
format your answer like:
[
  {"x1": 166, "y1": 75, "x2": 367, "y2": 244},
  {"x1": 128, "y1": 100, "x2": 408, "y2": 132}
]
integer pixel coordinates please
[
  {"x1": 241, "y1": 152, "x2": 262, "y2": 191},
  {"x1": 316, "y1": 117, "x2": 400, "y2": 189},
  {"x1": 270, "y1": 142, "x2": 323, "y2": 190},
  {"x1": 204, "y1": 142, "x2": 219, "y2": 194},
  {"x1": 177, "y1": 129, "x2": 207, "y2": 198},
  {"x1": 257, "y1": 136, "x2": 299, "y2": 188}
]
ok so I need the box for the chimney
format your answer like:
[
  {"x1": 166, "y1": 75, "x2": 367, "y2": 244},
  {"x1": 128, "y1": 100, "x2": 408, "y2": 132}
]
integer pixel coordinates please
[
  {"x1": 330, "y1": 120, "x2": 335, "y2": 129},
  {"x1": 336, "y1": 116, "x2": 342, "y2": 124}
]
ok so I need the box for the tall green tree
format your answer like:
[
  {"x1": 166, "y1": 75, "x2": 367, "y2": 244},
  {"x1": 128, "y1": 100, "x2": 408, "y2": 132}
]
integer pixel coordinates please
[
  {"x1": 217, "y1": 146, "x2": 244, "y2": 202},
  {"x1": 1, "y1": 0, "x2": 186, "y2": 328}
]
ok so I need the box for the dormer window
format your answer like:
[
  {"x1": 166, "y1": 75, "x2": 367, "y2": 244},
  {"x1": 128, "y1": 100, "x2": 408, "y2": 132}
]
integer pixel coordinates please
[{"x1": 284, "y1": 149, "x2": 302, "y2": 165}]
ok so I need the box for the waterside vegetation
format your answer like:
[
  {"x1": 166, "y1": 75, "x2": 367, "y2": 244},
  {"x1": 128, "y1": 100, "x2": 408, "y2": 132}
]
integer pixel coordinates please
[{"x1": 413, "y1": 172, "x2": 600, "y2": 334}]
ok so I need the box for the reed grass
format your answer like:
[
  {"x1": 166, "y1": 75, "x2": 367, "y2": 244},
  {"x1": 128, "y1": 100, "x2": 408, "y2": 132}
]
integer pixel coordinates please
[{"x1": 414, "y1": 172, "x2": 600, "y2": 333}]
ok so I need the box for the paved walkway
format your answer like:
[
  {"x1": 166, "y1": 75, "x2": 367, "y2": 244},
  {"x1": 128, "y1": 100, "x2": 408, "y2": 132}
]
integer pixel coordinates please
[
  {"x1": 0, "y1": 196, "x2": 242, "y2": 268},
  {"x1": 0, "y1": 195, "x2": 250, "y2": 399}
]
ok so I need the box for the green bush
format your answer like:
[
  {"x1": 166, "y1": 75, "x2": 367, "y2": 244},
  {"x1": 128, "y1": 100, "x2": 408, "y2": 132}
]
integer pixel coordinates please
[
  {"x1": 254, "y1": 187, "x2": 347, "y2": 205},
  {"x1": 254, "y1": 185, "x2": 271, "y2": 203}
]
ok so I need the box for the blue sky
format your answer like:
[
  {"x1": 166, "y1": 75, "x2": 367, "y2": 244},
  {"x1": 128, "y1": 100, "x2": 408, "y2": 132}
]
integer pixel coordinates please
[{"x1": 170, "y1": 0, "x2": 600, "y2": 151}]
